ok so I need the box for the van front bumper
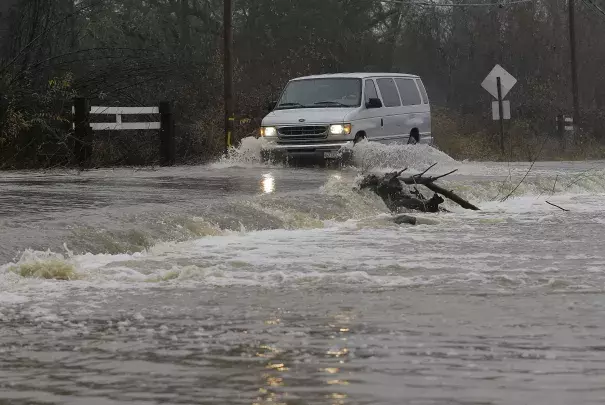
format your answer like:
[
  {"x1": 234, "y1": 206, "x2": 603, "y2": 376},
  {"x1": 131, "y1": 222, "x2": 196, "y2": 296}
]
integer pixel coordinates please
[
  {"x1": 265, "y1": 141, "x2": 350, "y2": 151},
  {"x1": 261, "y1": 141, "x2": 351, "y2": 157}
]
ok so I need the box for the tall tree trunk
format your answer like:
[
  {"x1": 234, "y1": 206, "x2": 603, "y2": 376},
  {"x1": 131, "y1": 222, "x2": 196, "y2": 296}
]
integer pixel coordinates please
[
  {"x1": 180, "y1": 0, "x2": 191, "y2": 54},
  {"x1": 0, "y1": 0, "x2": 18, "y2": 59},
  {"x1": 70, "y1": 0, "x2": 78, "y2": 51}
]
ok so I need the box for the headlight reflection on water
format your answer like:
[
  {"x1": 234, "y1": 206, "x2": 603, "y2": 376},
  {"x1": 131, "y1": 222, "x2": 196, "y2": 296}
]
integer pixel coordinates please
[{"x1": 261, "y1": 173, "x2": 275, "y2": 194}]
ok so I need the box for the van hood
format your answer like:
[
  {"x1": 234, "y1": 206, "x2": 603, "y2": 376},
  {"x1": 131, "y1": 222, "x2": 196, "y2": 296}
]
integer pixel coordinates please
[{"x1": 261, "y1": 108, "x2": 355, "y2": 126}]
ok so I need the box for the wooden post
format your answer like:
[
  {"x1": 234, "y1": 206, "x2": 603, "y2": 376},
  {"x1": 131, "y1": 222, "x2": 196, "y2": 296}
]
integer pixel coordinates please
[
  {"x1": 223, "y1": 0, "x2": 234, "y2": 154},
  {"x1": 557, "y1": 114, "x2": 565, "y2": 151},
  {"x1": 73, "y1": 97, "x2": 91, "y2": 167},
  {"x1": 497, "y1": 77, "x2": 504, "y2": 155},
  {"x1": 159, "y1": 101, "x2": 175, "y2": 166},
  {"x1": 557, "y1": 114, "x2": 564, "y2": 137}
]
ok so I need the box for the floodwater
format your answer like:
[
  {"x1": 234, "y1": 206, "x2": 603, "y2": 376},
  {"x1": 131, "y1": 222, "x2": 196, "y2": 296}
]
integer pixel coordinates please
[{"x1": 1, "y1": 138, "x2": 605, "y2": 405}]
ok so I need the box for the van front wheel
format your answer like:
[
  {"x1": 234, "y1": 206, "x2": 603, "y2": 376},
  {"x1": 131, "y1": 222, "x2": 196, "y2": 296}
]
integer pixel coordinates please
[
  {"x1": 353, "y1": 132, "x2": 366, "y2": 145},
  {"x1": 408, "y1": 128, "x2": 420, "y2": 145}
]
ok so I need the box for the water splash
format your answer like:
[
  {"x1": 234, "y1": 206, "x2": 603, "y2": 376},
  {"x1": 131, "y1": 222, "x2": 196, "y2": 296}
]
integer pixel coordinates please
[
  {"x1": 344, "y1": 140, "x2": 457, "y2": 173},
  {"x1": 10, "y1": 260, "x2": 78, "y2": 281},
  {"x1": 208, "y1": 136, "x2": 458, "y2": 173},
  {"x1": 209, "y1": 137, "x2": 277, "y2": 169},
  {"x1": 4, "y1": 249, "x2": 78, "y2": 281}
]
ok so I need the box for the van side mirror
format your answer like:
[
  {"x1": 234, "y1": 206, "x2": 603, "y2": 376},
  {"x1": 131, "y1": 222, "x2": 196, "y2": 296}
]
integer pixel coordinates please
[
  {"x1": 267, "y1": 101, "x2": 277, "y2": 111},
  {"x1": 365, "y1": 98, "x2": 382, "y2": 109}
]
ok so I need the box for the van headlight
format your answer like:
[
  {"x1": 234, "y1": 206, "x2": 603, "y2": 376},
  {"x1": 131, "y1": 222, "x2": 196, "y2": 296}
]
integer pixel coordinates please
[
  {"x1": 329, "y1": 124, "x2": 352, "y2": 135},
  {"x1": 260, "y1": 126, "x2": 277, "y2": 137}
]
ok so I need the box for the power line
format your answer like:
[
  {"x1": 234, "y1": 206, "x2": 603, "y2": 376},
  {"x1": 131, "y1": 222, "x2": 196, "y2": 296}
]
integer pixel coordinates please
[
  {"x1": 378, "y1": 0, "x2": 534, "y2": 7},
  {"x1": 582, "y1": 0, "x2": 605, "y2": 20},
  {"x1": 587, "y1": 0, "x2": 605, "y2": 14}
]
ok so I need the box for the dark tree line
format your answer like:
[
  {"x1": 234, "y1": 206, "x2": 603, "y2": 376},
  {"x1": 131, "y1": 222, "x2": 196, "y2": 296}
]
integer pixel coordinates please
[{"x1": 1, "y1": 0, "x2": 605, "y2": 168}]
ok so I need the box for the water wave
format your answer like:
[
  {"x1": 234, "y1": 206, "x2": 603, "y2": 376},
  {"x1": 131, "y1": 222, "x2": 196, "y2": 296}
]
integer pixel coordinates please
[
  {"x1": 0, "y1": 175, "x2": 386, "y2": 261},
  {"x1": 2, "y1": 163, "x2": 604, "y2": 264},
  {"x1": 343, "y1": 140, "x2": 457, "y2": 173},
  {"x1": 207, "y1": 136, "x2": 457, "y2": 172},
  {"x1": 209, "y1": 137, "x2": 277, "y2": 169},
  {"x1": 4, "y1": 208, "x2": 605, "y2": 294},
  {"x1": 2, "y1": 137, "x2": 604, "y2": 281}
]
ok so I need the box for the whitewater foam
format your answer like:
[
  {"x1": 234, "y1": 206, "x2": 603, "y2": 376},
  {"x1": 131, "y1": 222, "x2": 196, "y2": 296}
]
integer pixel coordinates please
[
  {"x1": 3, "y1": 188, "x2": 604, "y2": 295},
  {"x1": 2, "y1": 162, "x2": 603, "y2": 275},
  {"x1": 209, "y1": 137, "x2": 277, "y2": 169},
  {"x1": 3, "y1": 137, "x2": 605, "y2": 307},
  {"x1": 344, "y1": 140, "x2": 458, "y2": 173},
  {"x1": 206, "y1": 135, "x2": 459, "y2": 173}
]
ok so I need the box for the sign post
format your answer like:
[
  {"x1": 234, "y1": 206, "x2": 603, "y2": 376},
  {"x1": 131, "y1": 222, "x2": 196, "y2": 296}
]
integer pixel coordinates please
[
  {"x1": 481, "y1": 65, "x2": 517, "y2": 155},
  {"x1": 497, "y1": 77, "x2": 504, "y2": 153}
]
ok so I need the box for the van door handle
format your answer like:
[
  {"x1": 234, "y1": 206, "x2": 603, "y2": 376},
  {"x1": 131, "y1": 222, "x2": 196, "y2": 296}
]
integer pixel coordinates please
[{"x1": 381, "y1": 118, "x2": 384, "y2": 127}]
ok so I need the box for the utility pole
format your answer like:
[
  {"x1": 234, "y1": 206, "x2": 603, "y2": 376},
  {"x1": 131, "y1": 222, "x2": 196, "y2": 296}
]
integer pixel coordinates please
[
  {"x1": 389, "y1": 0, "x2": 407, "y2": 70},
  {"x1": 568, "y1": 0, "x2": 580, "y2": 126},
  {"x1": 70, "y1": 0, "x2": 78, "y2": 51},
  {"x1": 223, "y1": 0, "x2": 234, "y2": 155}
]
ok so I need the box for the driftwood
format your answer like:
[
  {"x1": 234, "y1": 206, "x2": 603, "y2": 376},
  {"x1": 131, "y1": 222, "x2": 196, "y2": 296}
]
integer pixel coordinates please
[
  {"x1": 359, "y1": 165, "x2": 479, "y2": 214},
  {"x1": 392, "y1": 214, "x2": 440, "y2": 226},
  {"x1": 424, "y1": 183, "x2": 480, "y2": 211},
  {"x1": 392, "y1": 214, "x2": 418, "y2": 225},
  {"x1": 546, "y1": 201, "x2": 569, "y2": 211}
]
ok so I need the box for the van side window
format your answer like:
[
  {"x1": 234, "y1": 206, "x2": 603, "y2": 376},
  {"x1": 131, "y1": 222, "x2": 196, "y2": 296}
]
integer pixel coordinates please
[
  {"x1": 364, "y1": 80, "x2": 379, "y2": 104},
  {"x1": 416, "y1": 79, "x2": 429, "y2": 104},
  {"x1": 376, "y1": 78, "x2": 401, "y2": 107},
  {"x1": 395, "y1": 78, "x2": 422, "y2": 106}
]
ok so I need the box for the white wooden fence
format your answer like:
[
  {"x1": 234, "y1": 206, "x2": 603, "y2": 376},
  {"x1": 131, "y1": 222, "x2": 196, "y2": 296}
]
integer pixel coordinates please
[
  {"x1": 564, "y1": 116, "x2": 574, "y2": 131},
  {"x1": 72, "y1": 106, "x2": 161, "y2": 131},
  {"x1": 72, "y1": 98, "x2": 175, "y2": 166}
]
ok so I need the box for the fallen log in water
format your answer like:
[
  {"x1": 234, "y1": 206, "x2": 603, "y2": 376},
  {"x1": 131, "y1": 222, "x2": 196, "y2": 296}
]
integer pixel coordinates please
[
  {"x1": 424, "y1": 182, "x2": 480, "y2": 211},
  {"x1": 358, "y1": 165, "x2": 480, "y2": 214},
  {"x1": 392, "y1": 214, "x2": 418, "y2": 225},
  {"x1": 392, "y1": 214, "x2": 440, "y2": 226}
]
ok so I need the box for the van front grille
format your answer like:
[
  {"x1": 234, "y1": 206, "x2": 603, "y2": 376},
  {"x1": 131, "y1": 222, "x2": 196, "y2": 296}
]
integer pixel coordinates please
[{"x1": 278, "y1": 125, "x2": 328, "y2": 139}]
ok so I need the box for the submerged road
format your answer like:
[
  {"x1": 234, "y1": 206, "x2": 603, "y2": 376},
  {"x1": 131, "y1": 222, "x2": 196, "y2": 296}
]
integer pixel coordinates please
[{"x1": 1, "y1": 142, "x2": 605, "y2": 404}]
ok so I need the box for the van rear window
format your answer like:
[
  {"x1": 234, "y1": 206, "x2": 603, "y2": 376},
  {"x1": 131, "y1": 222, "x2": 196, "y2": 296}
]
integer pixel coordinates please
[
  {"x1": 416, "y1": 79, "x2": 429, "y2": 104},
  {"x1": 395, "y1": 78, "x2": 422, "y2": 106}
]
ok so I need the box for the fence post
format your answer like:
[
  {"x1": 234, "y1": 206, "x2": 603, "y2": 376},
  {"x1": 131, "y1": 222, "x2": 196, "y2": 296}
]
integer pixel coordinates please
[
  {"x1": 73, "y1": 97, "x2": 91, "y2": 167},
  {"x1": 159, "y1": 101, "x2": 175, "y2": 166},
  {"x1": 557, "y1": 114, "x2": 566, "y2": 152}
]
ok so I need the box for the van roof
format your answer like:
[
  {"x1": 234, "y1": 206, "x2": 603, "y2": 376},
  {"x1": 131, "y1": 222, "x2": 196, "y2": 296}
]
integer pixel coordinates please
[{"x1": 291, "y1": 72, "x2": 420, "y2": 81}]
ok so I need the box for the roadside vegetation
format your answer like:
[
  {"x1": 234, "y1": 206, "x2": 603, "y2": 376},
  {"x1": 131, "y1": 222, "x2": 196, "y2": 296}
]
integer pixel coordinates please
[{"x1": 433, "y1": 108, "x2": 605, "y2": 162}]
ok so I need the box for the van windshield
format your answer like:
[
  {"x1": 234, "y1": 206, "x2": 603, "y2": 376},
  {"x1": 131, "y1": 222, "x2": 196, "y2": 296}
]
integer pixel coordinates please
[{"x1": 275, "y1": 78, "x2": 362, "y2": 109}]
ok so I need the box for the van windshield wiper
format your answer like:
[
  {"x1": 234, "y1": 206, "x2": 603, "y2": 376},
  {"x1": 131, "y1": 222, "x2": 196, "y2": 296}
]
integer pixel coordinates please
[
  {"x1": 276, "y1": 102, "x2": 304, "y2": 109},
  {"x1": 313, "y1": 101, "x2": 350, "y2": 107}
]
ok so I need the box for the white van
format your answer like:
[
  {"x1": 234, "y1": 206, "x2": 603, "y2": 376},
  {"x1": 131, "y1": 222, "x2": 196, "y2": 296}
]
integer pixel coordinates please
[{"x1": 259, "y1": 73, "x2": 431, "y2": 158}]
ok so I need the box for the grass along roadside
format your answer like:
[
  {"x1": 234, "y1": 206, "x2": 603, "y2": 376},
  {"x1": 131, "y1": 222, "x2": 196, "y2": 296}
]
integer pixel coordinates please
[{"x1": 432, "y1": 107, "x2": 605, "y2": 162}]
